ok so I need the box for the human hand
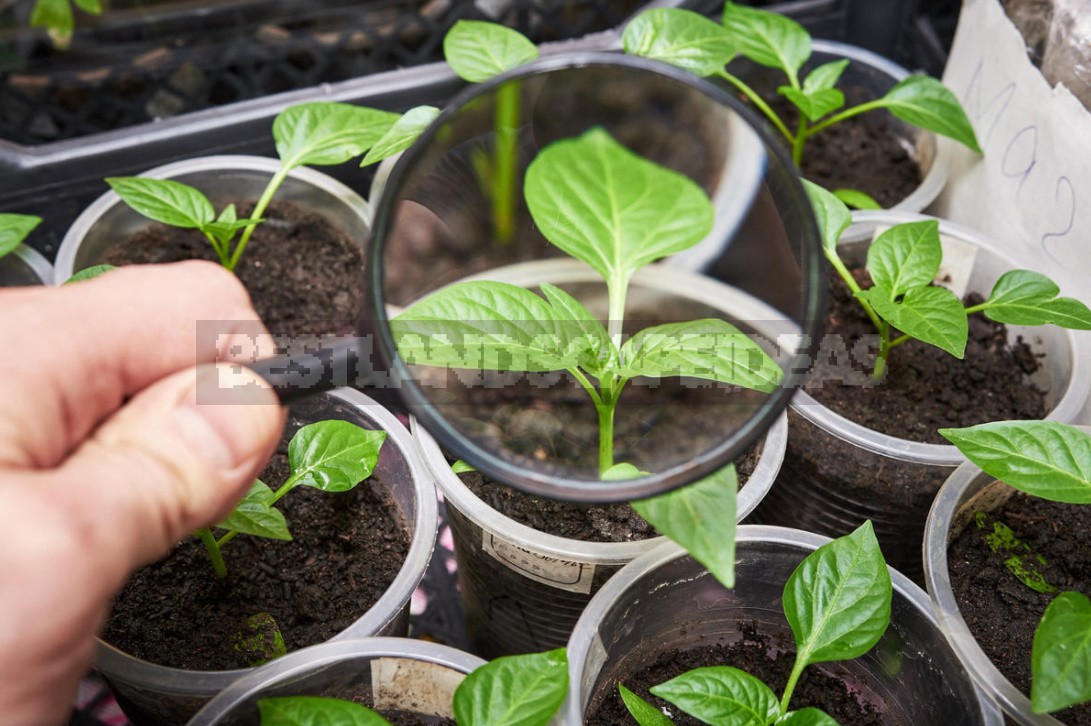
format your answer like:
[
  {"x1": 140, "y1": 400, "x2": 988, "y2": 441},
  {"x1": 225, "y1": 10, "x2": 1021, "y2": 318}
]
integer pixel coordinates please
[{"x1": 0, "y1": 261, "x2": 286, "y2": 726}]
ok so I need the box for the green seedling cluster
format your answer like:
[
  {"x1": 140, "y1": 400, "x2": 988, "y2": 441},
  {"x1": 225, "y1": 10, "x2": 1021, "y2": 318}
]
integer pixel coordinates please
[
  {"x1": 106, "y1": 100, "x2": 438, "y2": 271},
  {"x1": 620, "y1": 522, "x2": 891, "y2": 726},
  {"x1": 942, "y1": 420, "x2": 1091, "y2": 714},
  {"x1": 805, "y1": 182, "x2": 1091, "y2": 380},
  {"x1": 623, "y1": 3, "x2": 979, "y2": 207},
  {"x1": 194, "y1": 419, "x2": 386, "y2": 579},
  {"x1": 255, "y1": 647, "x2": 569, "y2": 726}
]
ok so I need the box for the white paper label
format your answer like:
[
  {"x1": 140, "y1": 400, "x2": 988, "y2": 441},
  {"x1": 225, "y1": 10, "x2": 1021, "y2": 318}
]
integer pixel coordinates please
[
  {"x1": 481, "y1": 531, "x2": 596, "y2": 594},
  {"x1": 371, "y1": 657, "x2": 466, "y2": 718}
]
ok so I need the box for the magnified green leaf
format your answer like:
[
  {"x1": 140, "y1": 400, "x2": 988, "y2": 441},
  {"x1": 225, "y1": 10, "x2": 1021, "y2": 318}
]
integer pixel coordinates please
[
  {"x1": 777, "y1": 707, "x2": 839, "y2": 725},
  {"x1": 866, "y1": 220, "x2": 941, "y2": 298},
  {"x1": 623, "y1": 8, "x2": 737, "y2": 77},
  {"x1": 0, "y1": 213, "x2": 42, "y2": 258},
  {"x1": 602, "y1": 462, "x2": 646, "y2": 481},
  {"x1": 802, "y1": 180, "x2": 851, "y2": 258},
  {"x1": 722, "y1": 2, "x2": 810, "y2": 80},
  {"x1": 783, "y1": 521, "x2": 892, "y2": 668},
  {"x1": 64, "y1": 264, "x2": 116, "y2": 284},
  {"x1": 30, "y1": 0, "x2": 77, "y2": 43},
  {"x1": 832, "y1": 188, "x2": 881, "y2": 210},
  {"x1": 274, "y1": 102, "x2": 400, "y2": 169},
  {"x1": 875, "y1": 76, "x2": 981, "y2": 154},
  {"x1": 288, "y1": 421, "x2": 387, "y2": 492},
  {"x1": 631, "y1": 464, "x2": 737, "y2": 588},
  {"x1": 107, "y1": 177, "x2": 215, "y2": 229},
  {"x1": 940, "y1": 421, "x2": 1091, "y2": 504},
  {"x1": 1032, "y1": 591, "x2": 1091, "y2": 713},
  {"x1": 864, "y1": 285, "x2": 968, "y2": 358},
  {"x1": 803, "y1": 59, "x2": 849, "y2": 93},
  {"x1": 619, "y1": 684, "x2": 676, "y2": 725},
  {"x1": 258, "y1": 696, "x2": 392, "y2": 725},
  {"x1": 218, "y1": 480, "x2": 291, "y2": 540},
  {"x1": 451, "y1": 460, "x2": 476, "y2": 475},
  {"x1": 444, "y1": 20, "x2": 539, "y2": 83},
  {"x1": 361, "y1": 105, "x2": 440, "y2": 167},
  {"x1": 652, "y1": 666, "x2": 780, "y2": 726},
  {"x1": 980, "y1": 269, "x2": 1091, "y2": 329},
  {"x1": 453, "y1": 648, "x2": 568, "y2": 726},
  {"x1": 780, "y1": 85, "x2": 844, "y2": 123}
]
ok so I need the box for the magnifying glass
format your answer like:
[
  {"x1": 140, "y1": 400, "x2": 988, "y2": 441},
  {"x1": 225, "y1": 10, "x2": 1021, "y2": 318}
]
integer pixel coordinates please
[{"x1": 244, "y1": 52, "x2": 825, "y2": 503}]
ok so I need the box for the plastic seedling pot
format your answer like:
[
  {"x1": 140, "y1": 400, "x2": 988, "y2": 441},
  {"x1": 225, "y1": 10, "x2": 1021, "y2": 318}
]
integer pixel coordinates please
[
  {"x1": 564, "y1": 526, "x2": 1003, "y2": 725},
  {"x1": 188, "y1": 637, "x2": 485, "y2": 726},
  {"x1": 96, "y1": 389, "x2": 438, "y2": 726},
  {"x1": 53, "y1": 155, "x2": 370, "y2": 281},
  {"x1": 748, "y1": 210, "x2": 1090, "y2": 583},
  {"x1": 924, "y1": 455, "x2": 1088, "y2": 725},
  {"x1": 0, "y1": 244, "x2": 53, "y2": 286},
  {"x1": 411, "y1": 259, "x2": 791, "y2": 659}
]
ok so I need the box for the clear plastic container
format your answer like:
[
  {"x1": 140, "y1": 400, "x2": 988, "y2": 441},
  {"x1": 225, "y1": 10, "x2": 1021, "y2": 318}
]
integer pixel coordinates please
[
  {"x1": 96, "y1": 389, "x2": 438, "y2": 725},
  {"x1": 564, "y1": 526, "x2": 1004, "y2": 725},
  {"x1": 0, "y1": 243, "x2": 52, "y2": 285},
  {"x1": 187, "y1": 637, "x2": 485, "y2": 726}
]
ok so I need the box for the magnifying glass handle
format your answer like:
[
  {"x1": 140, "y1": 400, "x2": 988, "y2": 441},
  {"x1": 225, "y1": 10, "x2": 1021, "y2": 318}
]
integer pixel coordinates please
[{"x1": 245, "y1": 337, "x2": 364, "y2": 404}]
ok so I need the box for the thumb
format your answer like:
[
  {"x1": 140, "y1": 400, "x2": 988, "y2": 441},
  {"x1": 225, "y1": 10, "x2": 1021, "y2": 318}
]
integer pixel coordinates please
[{"x1": 46, "y1": 363, "x2": 285, "y2": 585}]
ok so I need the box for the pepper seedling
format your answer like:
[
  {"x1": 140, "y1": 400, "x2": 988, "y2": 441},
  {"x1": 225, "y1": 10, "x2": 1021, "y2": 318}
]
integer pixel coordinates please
[
  {"x1": 106, "y1": 100, "x2": 436, "y2": 271},
  {"x1": 255, "y1": 647, "x2": 568, "y2": 726},
  {"x1": 941, "y1": 420, "x2": 1091, "y2": 714},
  {"x1": 194, "y1": 419, "x2": 386, "y2": 578},
  {"x1": 620, "y1": 521, "x2": 892, "y2": 726},
  {"x1": 28, "y1": 0, "x2": 100, "y2": 49},
  {"x1": 443, "y1": 19, "x2": 539, "y2": 243},
  {"x1": 622, "y1": 4, "x2": 980, "y2": 206},
  {"x1": 0, "y1": 213, "x2": 42, "y2": 260},
  {"x1": 805, "y1": 181, "x2": 1091, "y2": 380}
]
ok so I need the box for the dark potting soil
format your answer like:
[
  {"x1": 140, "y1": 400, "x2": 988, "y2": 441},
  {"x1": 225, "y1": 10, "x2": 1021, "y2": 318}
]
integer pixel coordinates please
[
  {"x1": 458, "y1": 442, "x2": 760, "y2": 542},
  {"x1": 585, "y1": 624, "x2": 885, "y2": 725},
  {"x1": 102, "y1": 448, "x2": 410, "y2": 671},
  {"x1": 101, "y1": 199, "x2": 364, "y2": 340},
  {"x1": 949, "y1": 491, "x2": 1091, "y2": 724}
]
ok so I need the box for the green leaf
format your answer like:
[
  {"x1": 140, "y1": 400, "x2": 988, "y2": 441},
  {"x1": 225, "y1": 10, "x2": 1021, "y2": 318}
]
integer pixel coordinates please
[
  {"x1": 620, "y1": 319, "x2": 783, "y2": 393},
  {"x1": 804, "y1": 59, "x2": 849, "y2": 93},
  {"x1": 875, "y1": 76, "x2": 981, "y2": 154},
  {"x1": 778, "y1": 707, "x2": 840, "y2": 725},
  {"x1": 631, "y1": 464, "x2": 737, "y2": 589},
  {"x1": 779, "y1": 85, "x2": 844, "y2": 123},
  {"x1": 0, "y1": 213, "x2": 42, "y2": 258},
  {"x1": 619, "y1": 684, "x2": 676, "y2": 726},
  {"x1": 453, "y1": 648, "x2": 568, "y2": 726},
  {"x1": 443, "y1": 20, "x2": 539, "y2": 83},
  {"x1": 622, "y1": 8, "x2": 737, "y2": 77},
  {"x1": 392, "y1": 281, "x2": 612, "y2": 374},
  {"x1": 538, "y1": 283, "x2": 614, "y2": 378},
  {"x1": 205, "y1": 210, "x2": 262, "y2": 246},
  {"x1": 258, "y1": 696, "x2": 392, "y2": 725},
  {"x1": 73, "y1": 0, "x2": 101, "y2": 12},
  {"x1": 651, "y1": 666, "x2": 780, "y2": 726},
  {"x1": 30, "y1": 0, "x2": 73, "y2": 38},
  {"x1": 980, "y1": 269, "x2": 1091, "y2": 329},
  {"x1": 64, "y1": 264, "x2": 116, "y2": 284},
  {"x1": 783, "y1": 521, "x2": 892, "y2": 667},
  {"x1": 602, "y1": 462, "x2": 646, "y2": 481},
  {"x1": 866, "y1": 220, "x2": 941, "y2": 298},
  {"x1": 218, "y1": 480, "x2": 291, "y2": 540},
  {"x1": 939, "y1": 421, "x2": 1091, "y2": 504},
  {"x1": 722, "y1": 2, "x2": 810, "y2": 80},
  {"x1": 274, "y1": 102, "x2": 400, "y2": 170},
  {"x1": 864, "y1": 285, "x2": 968, "y2": 358},
  {"x1": 802, "y1": 180, "x2": 851, "y2": 259},
  {"x1": 832, "y1": 188, "x2": 881, "y2": 210},
  {"x1": 106, "y1": 177, "x2": 215, "y2": 229},
  {"x1": 288, "y1": 421, "x2": 387, "y2": 493},
  {"x1": 451, "y1": 459, "x2": 476, "y2": 474},
  {"x1": 524, "y1": 128, "x2": 713, "y2": 297},
  {"x1": 1032, "y1": 591, "x2": 1091, "y2": 713},
  {"x1": 361, "y1": 105, "x2": 440, "y2": 167}
]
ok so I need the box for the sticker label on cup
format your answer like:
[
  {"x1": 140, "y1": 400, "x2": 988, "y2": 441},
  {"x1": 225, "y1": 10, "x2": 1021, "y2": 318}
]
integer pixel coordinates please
[
  {"x1": 482, "y1": 531, "x2": 596, "y2": 594},
  {"x1": 371, "y1": 657, "x2": 465, "y2": 718}
]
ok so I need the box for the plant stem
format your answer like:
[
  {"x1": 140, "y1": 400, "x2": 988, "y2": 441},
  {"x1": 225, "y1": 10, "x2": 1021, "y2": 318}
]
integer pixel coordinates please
[
  {"x1": 807, "y1": 99, "x2": 889, "y2": 136},
  {"x1": 780, "y1": 657, "x2": 807, "y2": 714},
  {"x1": 596, "y1": 398, "x2": 616, "y2": 475},
  {"x1": 963, "y1": 301, "x2": 988, "y2": 315},
  {"x1": 608, "y1": 276, "x2": 628, "y2": 348},
  {"x1": 227, "y1": 165, "x2": 291, "y2": 270},
  {"x1": 716, "y1": 70, "x2": 794, "y2": 145},
  {"x1": 872, "y1": 321, "x2": 891, "y2": 381},
  {"x1": 202, "y1": 231, "x2": 230, "y2": 267},
  {"x1": 792, "y1": 115, "x2": 808, "y2": 167},
  {"x1": 197, "y1": 527, "x2": 227, "y2": 578},
  {"x1": 491, "y1": 81, "x2": 521, "y2": 244}
]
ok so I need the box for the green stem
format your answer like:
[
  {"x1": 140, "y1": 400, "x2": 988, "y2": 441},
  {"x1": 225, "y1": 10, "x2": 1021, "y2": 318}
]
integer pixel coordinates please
[
  {"x1": 491, "y1": 81, "x2": 520, "y2": 244},
  {"x1": 197, "y1": 527, "x2": 227, "y2": 578},
  {"x1": 568, "y1": 367, "x2": 604, "y2": 407},
  {"x1": 780, "y1": 657, "x2": 807, "y2": 714},
  {"x1": 888, "y1": 333, "x2": 911, "y2": 349},
  {"x1": 202, "y1": 231, "x2": 230, "y2": 267},
  {"x1": 716, "y1": 70, "x2": 794, "y2": 145},
  {"x1": 873, "y1": 321, "x2": 891, "y2": 381},
  {"x1": 227, "y1": 165, "x2": 291, "y2": 270},
  {"x1": 827, "y1": 254, "x2": 885, "y2": 335},
  {"x1": 608, "y1": 276, "x2": 628, "y2": 348},
  {"x1": 807, "y1": 98, "x2": 889, "y2": 136},
  {"x1": 792, "y1": 115, "x2": 808, "y2": 167},
  {"x1": 964, "y1": 302, "x2": 988, "y2": 315},
  {"x1": 596, "y1": 389, "x2": 618, "y2": 475}
]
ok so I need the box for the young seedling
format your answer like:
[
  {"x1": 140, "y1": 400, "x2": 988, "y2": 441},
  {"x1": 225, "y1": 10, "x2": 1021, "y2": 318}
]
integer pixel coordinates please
[
  {"x1": 941, "y1": 420, "x2": 1091, "y2": 714},
  {"x1": 193, "y1": 419, "x2": 386, "y2": 578},
  {"x1": 392, "y1": 127, "x2": 782, "y2": 476},
  {"x1": 0, "y1": 213, "x2": 42, "y2": 260},
  {"x1": 255, "y1": 647, "x2": 568, "y2": 726},
  {"x1": 106, "y1": 100, "x2": 434, "y2": 271},
  {"x1": 620, "y1": 521, "x2": 892, "y2": 725},
  {"x1": 622, "y1": 4, "x2": 980, "y2": 205},
  {"x1": 805, "y1": 181, "x2": 1091, "y2": 380},
  {"x1": 443, "y1": 19, "x2": 539, "y2": 242},
  {"x1": 29, "y1": 0, "x2": 100, "y2": 49}
]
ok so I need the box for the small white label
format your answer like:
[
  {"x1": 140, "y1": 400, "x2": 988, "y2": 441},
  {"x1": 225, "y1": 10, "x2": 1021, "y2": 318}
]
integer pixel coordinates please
[
  {"x1": 481, "y1": 531, "x2": 596, "y2": 594},
  {"x1": 371, "y1": 657, "x2": 466, "y2": 718}
]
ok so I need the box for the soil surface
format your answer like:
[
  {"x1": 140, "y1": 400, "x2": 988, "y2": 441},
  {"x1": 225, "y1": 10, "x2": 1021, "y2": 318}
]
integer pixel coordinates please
[
  {"x1": 102, "y1": 446, "x2": 410, "y2": 671},
  {"x1": 102, "y1": 199, "x2": 364, "y2": 340},
  {"x1": 949, "y1": 491, "x2": 1091, "y2": 724},
  {"x1": 585, "y1": 624, "x2": 885, "y2": 725}
]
